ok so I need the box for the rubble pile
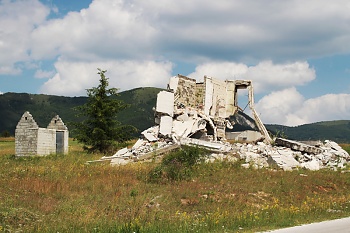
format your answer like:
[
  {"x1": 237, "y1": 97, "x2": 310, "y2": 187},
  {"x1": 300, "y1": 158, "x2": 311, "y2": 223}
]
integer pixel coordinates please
[
  {"x1": 88, "y1": 74, "x2": 350, "y2": 171},
  {"x1": 235, "y1": 139, "x2": 350, "y2": 171}
]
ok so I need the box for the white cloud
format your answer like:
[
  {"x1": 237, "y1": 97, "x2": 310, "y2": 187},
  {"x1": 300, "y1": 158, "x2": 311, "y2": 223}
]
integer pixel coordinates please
[
  {"x1": 30, "y1": 0, "x2": 156, "y2": 61},
  {"x1": 288, "y1": 93, "x2": 350, "y2": 125},
  {"x1": 25, "y1": 0, "x2": 350, "y2": 66},
  {"x1": 0, "y1": 0, "x2": 49, "y2": 74},
  {"x1": 0, "y1": 0, "x2": 349, "y2": 129},
  {"x1": 256, "y1": 89, "x2": 350, "y2": 126},
  {"x1": 2, "y1": 0, "x2": 350, "y2": 72},
  {"x1": 39, "y1": 59, "x2": 173, "y2": 96},
  {"x1": 188, "y1": 62, "x2": 248, "y2": 81},
  {"x1": 188, "y1": 61, "x2": 315, "y2": 94},
  {"x1": 136, "y1": 0, "x2": 350, "y2": 61},
  {"x1": 34, "y1": 69, "x2": 55, "y2": 79},
  {"x1": 255, "y1": 87, "x2": 305, "y2": 125}
]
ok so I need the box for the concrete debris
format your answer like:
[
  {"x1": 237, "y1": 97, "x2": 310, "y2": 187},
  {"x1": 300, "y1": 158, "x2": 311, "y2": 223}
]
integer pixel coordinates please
[
  {"x1": 141, "y1": 127, "x2": 159, "y2": 142},
  {"x1": 179, "y1": 137, "x2": 232, "y2": 152},
  {"x1": 275, "y1": 138, "x2": 323, "y2": 155},
  {"x1": 88, "y1": 75, "x2": 349, "y2": 171},
  {"x1": 205, "y1": 153, "x2": 238, "y2": 163},
  {"x1": 233, "y1": 138, "x2": 349, "y2": 171}
]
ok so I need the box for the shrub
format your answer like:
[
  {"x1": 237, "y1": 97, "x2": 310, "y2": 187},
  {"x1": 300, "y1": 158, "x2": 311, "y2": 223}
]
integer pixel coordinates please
[{"x1": 148, "y1": 145, "x2": 208, "y2": 182}]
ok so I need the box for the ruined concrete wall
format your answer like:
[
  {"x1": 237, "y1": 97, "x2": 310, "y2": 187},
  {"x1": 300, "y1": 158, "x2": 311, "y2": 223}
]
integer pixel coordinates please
[
  {"x1": 36, "y1": 128, "x2": 56, "y2": 156},
  {"x1": 195, "y1": 82, "x2": 205, "y2": 110},
  {"x1": 204, "y1": 76, "x2": 227, "y2": 118},
  {"x1": 225, "y1": 80, "x2": 238, "y2": 117},
  {"x1": 174, "y1": 75, "x2": 197, "y2": 108}
]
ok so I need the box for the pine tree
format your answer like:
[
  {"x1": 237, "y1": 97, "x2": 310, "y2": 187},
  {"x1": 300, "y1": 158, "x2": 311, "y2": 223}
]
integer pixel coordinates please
[{"x1": 73, "y1": 68, "x2": 136, "y2": 154}]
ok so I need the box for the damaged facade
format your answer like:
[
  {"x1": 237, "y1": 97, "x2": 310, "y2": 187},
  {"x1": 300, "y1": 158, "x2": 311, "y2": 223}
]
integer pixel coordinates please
[
  {"x1": 155, "y1": 75, "x2": 271, "y2": 143},
  {"x1": 15, "y1": 111, "x2": 69, "y2": 156},
  {"x1": 91, "y1": 75, "x2": 350, "y2": 171}
]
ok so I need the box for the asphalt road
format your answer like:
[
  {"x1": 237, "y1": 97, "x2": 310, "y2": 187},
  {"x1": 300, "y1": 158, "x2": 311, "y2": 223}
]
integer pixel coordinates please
[{"x1": 265, "y1": 217, "x2": 350, "y2": 233}]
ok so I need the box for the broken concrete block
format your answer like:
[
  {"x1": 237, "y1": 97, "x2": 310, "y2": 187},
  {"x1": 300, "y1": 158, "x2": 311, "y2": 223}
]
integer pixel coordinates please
[
  {"x1": 275, "y1": 138, "x2": 323, "y2": 155},
  {"x1": 142, "y1": 132, "x2": 157, "y2": 142},
  {"x1": 132, "y1": 139, "x2": 146, "y2": 150},
  {"x1": 156, "y1": 91, "x2": 174, "y2": 116},
  {"x1": 141, "y1": 128, "x2": 158, "y2": 142},
  {"x1": 267, "y1": 151, "x2": 300, "y2": 170},
  {"x1": 180, "y1": 138, "x2": 232, "y2": 152},
  {"x1": 244, "y1": 151, "x2": 260, "y2": 163},
  {"x1": 110, "y1": 158, "x2": 130, "y2": 166},
  {"x1": 159, "y1": 115, "x2": 173, "y2": 136},
  {"x1": 121, "y1": 151, "x2": 133, "y2": 158},
  {"x1": 207, "y1": 153, "x2": 238, "y2": 163},
  {"x1": 172, "y1": 119, "x2": 196, "y2": 138},
  {"x1": 168, "y1": 76, "x2": 179, "y2": 92},
  {"x1": 300, "y1": 160, "x2": 321, "y2": 171},
  {"x1": 176, "y1": 113, "x2": 189, "y2": 122}
]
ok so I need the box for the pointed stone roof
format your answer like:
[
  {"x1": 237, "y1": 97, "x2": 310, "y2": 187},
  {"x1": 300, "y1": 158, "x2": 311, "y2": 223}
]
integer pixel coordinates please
[
  {"x1": 16, "y1": 111, "x2": 39, "y2": 129},
  {"x1": 47, "y1": 115, "x2": 68, "y2": 131}
]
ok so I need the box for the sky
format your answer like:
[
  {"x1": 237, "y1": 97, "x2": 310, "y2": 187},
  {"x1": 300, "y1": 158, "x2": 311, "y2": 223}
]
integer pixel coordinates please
[{"x1": 0, "y1": 0, "x2": 350, "y2": 126}]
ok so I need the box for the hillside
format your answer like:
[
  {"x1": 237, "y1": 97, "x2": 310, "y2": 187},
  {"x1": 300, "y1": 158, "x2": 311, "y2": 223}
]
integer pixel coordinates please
[
  {"x1": 0, "y1": 87, "x2": 161, "y2": 137},
  {"x1": 1, "y1": 90, "x2": 350, "y2": 143},
  {"x1": 266, "y1": 121, "x2": 350, "y2": 143}
]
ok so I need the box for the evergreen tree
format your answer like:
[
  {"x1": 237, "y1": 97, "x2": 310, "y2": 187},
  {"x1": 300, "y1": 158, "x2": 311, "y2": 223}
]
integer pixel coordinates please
[{"x1": 73, "y1": 68, "x2": 136, "y2": 153}]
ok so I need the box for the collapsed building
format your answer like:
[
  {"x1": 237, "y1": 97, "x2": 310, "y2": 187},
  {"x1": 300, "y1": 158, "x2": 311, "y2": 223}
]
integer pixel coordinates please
[
  {"x1": 154, "y1": 75, "x2": 271, "y2": 143},
  {"x1": 91, "y1": 75, "x2": 350, "y2": 171}
]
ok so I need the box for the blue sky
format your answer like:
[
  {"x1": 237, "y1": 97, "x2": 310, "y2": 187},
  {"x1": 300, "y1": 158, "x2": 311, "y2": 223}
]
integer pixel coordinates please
[{"x1": 0, "y1": 0, "x2": 349, "y2": 126}]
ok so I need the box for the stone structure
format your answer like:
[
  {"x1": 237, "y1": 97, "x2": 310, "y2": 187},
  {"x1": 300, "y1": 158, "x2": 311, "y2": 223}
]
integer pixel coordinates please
[{"x1": 15, "y1": 111, "x2": 69, "y2": 156}]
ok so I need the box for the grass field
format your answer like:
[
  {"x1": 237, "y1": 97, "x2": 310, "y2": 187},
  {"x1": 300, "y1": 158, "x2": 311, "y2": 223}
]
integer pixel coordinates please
[{"x1": 1, "y1": 138, "x2": 350, "y2": 232}]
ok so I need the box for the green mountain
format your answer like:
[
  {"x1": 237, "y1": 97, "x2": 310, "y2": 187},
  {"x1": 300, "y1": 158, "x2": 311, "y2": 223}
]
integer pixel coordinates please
[
  {"x1": 0, "y1": 87, "x2": 161, "y2": 137},
  {"x1": 266, "y1": 121, "x2": 350, "y2": 143},
  {"x1": 1, "y1": 89, "x2": 349, "y2": 143}
]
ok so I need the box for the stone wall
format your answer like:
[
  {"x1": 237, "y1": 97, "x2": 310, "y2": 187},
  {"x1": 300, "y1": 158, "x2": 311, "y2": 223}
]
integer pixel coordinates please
[
  {"x1": 15, "y1": 112, "x2": 39, "y2": 156},
  {"x1": 15, "y1": 128, "x2": 38, "y2": 156},
  {"x1": 36, "y1": 128, "x2": 56, "y2": 156},
  {"x1": 15, "y1": 111, "x2": 69, "y2": 156}
]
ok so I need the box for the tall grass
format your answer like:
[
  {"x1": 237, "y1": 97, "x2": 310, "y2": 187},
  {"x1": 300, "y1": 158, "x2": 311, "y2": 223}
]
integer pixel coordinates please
[{"x1": 1, "y1": 138, "x2": 350, "y2": 232}]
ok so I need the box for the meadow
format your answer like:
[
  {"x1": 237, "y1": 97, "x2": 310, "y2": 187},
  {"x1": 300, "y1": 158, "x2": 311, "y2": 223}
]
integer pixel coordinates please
[{"x1": 1, "y1": 138, "x2": 350, "y2": 232}]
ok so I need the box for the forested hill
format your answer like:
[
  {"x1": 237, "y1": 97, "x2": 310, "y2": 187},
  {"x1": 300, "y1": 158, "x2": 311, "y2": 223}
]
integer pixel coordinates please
[
  {"x1": 0, "y1": 87, "x2": 161, "y2": 137},
  {"x1": 1, "y1": 89, "x2": 350, "y2": 143},
  {"x1": 266, "y1": 121, "x2": 350, "y2": 143}
]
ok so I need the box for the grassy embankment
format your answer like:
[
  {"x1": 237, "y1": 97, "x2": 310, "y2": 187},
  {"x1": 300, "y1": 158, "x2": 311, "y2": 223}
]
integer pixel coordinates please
[{"x1": 1, "y1": 138, "x2": 350, "y2": 232}]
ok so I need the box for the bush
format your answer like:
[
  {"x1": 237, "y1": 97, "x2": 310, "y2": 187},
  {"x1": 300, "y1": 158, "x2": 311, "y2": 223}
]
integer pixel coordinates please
[{"x1": 148, "y1": 145, "x2": 208, "y2": 183}]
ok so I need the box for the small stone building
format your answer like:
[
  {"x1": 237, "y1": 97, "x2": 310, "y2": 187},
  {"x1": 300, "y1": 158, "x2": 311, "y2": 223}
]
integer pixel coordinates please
[{"x1": 15, "y1": 111, "x2": 69, "y2": 156}]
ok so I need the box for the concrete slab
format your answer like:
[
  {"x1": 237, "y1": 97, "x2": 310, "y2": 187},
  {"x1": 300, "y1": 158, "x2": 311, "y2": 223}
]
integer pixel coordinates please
[
  {"x1": 275, "y1": 138, "x2": 323, "y2": 155},
  {"x1": 159, "y1": 115, "x2": 173, "y2": 136},
  {"x1": 156, "y1": 91, "x2": 174, "y2": 116}
]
